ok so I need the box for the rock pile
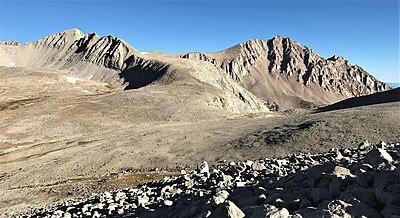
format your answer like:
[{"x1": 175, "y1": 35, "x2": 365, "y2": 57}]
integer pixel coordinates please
[{"x1": 16, "y1": 141, "x2": 399, "y2": 217}]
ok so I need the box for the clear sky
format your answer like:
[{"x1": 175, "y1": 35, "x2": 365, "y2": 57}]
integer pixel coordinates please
[{"x1": 0, "y1": 0, "x2": 399, "y2": 82}]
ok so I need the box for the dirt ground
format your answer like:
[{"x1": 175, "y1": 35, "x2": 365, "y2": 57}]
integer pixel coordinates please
[{"x1": 0, "y1": 67, "x2": 399, "y2": 215}]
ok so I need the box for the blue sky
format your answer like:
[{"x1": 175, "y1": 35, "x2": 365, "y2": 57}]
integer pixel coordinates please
[{"x1": 0, "y1": 1, "x2": 399, "y2": 82}]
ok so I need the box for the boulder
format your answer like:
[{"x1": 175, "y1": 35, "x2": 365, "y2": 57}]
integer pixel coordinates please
[
  {"x1": 211, "y1": 190, "x2": 230, "y2": 207},
  {"x1": 358, "y1": 140, "x2": 371, "y2": 150},
  {"x1": 327, "y1": 200, "x2": 352, "y2": 218},
  {"x1": 210, "y1": 200, "x2": 245, "y2": 218},
  {"x1": 364, "y1": 149, "x2": 393, "y2": 167},
  {"x1": 252, "y1": 204, "x2": 290, "y2": 218},
  {"x1": 197, "y1": 161, "x2": 210, "y2": 177},
  {"x1": 266, "y1": 205, "x2": 290, "y2": 218},
  {"x1": 252, "y1": 161, "x2": 267, "y2": 171},
  {"x1": 307, "y1": 163, "x2": 336, "y2": 180},
  {"x1": 332, "y1": 166, "x2": 354, "y2": 178}
]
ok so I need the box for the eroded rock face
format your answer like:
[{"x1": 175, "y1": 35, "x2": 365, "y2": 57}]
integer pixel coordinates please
[{"x1": 181, "y1": 36, "x2": 390, "y2": 110}]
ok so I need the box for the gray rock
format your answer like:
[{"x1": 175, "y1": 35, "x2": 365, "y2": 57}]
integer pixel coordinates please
[
  {"x1": 210, "y1": 200, "x2": 245, "y2": 218},
  {"x1": 375, "y1": 189, "x2": 400, "y2": 207},
  {"x1": 197, "y1": 161, "x2": 210, "y2": 177},
  {"x1": 387, "y1": 184, "x2": 400, "y2": 194},
  {"x1": 116, "y1": 208, "x2": 124, "y2": 215},
  {"x1": 331, "y1": 166, "x2": 353, "y2": 178},
  {"x1": 358, "y1": 140, "x2": 371, "y2": 150},
  {"x1": 211, "y1": 190, "x2": 230, "y2": 207},
  {"x1": 299, "y1": 199, "x2": 312, "y2": 209},
  {"x1": 252, "y1": 161, "x2": 267, "y2": 171},
  {"x1": 334, "y1": 149, "x2": 343, "y2": 160},
  {"x1": 381, "y1": 204, "x2": 400, "y2": 218},
  {"x1": 266, "y1": 204, "x2": 290, "y2": 218},
  {"x1": 92, "y1": 211, "x2": 101, "y2": 218},
  {"x1": 250, "y1": 204, "x2": 290, "y2": 218},
  {"x1": 237, "y1": 195, "x2": 259, "y2": 208},
  {"x1": 138, "y1": 194, "x2": 149, "y2": 207},
  {"x1": 357, "y1": 171, "x2": 374, "y2": 188},
  {"x1": 376, "y1": 141, "x2": 387, "y2": 149},
  {"x1": 327, "y1": 200, "x2": 351, "y2": 217},
  {"x1": 285, "y1": 199, "x2": 301, "y2": 212},
  {"x1": 350, "y1": 187, "x2": 378, "y2": 208},
  {"x1": 245, "y1": 160, "x2": 254, "y2": 168},
  {"x1": 310, "y1": 188, "x2": 332, "y2": 204},
  {"x1": 306, "y1": 163, "x2": 336, "y2": 179},
  {"x1": 164, "y1": 200, "x2": 173, "y2": 206},
  {"x1": 364, "y1": 148, "x2": 393, "y2": 166},
  {"x1": 345, "y1": 199, "x2": 382, "y2": 218}
]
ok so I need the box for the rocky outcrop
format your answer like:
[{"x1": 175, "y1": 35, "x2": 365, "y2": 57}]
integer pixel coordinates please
[
  {"x1": 66, "y1": 32, "x2": 138, "y2": 70},
  {"x1": 15, "y1": 141, "x2": 400, "y2": 217},
  {"x1": 30, "y1": 28, "x2": 84, "y2": 49},
  {"x1": 181, "y1": 36, "x2": 390, "y2": 110},
  {"x1": 0, "y1": 41, "x2": 19, "y2": 46}
]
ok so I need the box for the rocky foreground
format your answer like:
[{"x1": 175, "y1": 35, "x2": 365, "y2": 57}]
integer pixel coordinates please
[{"x1": 14, "y1": 141, "x2": 399, "y2": 218}]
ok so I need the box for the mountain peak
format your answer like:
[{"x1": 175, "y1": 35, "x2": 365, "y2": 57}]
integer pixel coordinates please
[
  {"x1": 30, "y1": 28, "x2": 84, "y2": 49},
  {"x1": 181, "y1": 35, "x2": 389, "y2": 110},
  {"x1": 62, "y1": 28, "x2": 84, "y2": 36}
]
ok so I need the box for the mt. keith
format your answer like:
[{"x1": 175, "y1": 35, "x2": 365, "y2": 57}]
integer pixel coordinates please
[
  {"x1": 0, "y1": 29, "x2": 389, "y2": 111},
  {"x1": 181, "y1": 36, "x2": 389, "y2": 110}
]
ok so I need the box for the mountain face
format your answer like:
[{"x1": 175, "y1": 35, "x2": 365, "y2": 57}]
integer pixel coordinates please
[
  {"x1": 0, "y1": 29, "x2": 269, "y2": 114},
  {"x1": 180, "y1": 37, "x2": 389, "y2": 110},
  {"x1": 0, "y1": 30, "x2": 389, "y2": 111}
]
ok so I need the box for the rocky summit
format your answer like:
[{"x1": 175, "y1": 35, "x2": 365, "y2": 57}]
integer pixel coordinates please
[
  {"x1": 181, "y1": 37, "x2": 389, "y2": 110},
  {"x1": 13, "y1": 141, "x2": 400, "y2": 218}
]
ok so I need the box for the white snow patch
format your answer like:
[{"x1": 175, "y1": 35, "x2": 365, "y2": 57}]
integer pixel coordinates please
[
  {"x1": 87, "y1": 75, "x2": 94, "y2": 80},
  {"x1": 81, "y1": 90, "x2": 93, "y2": 94},
  {"x1": 66, "y1": 76, "x2": 82, "y2": 84},
  {"x1": 6, "y1": 62, "x2": 16, "y2": 67},
  {"x1": 139, "y1": 51, "x2": 148, "y2": 55}
]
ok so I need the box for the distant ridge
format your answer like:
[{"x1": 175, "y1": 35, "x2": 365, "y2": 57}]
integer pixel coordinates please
[
  {"x1": 387, "y1": 82, "x2": 400, "y2": 88},
  {"x1": 0, "y1": 29, "x2": 270, "y2": 114},
  {"x1": 0, "y1": 29, "x2": 390, "y2": 111}
]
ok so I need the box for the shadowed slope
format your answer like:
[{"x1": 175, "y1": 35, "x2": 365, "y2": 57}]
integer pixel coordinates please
[{"x1": 316, "y1": 88, "x2": 400, "y2": 112}]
